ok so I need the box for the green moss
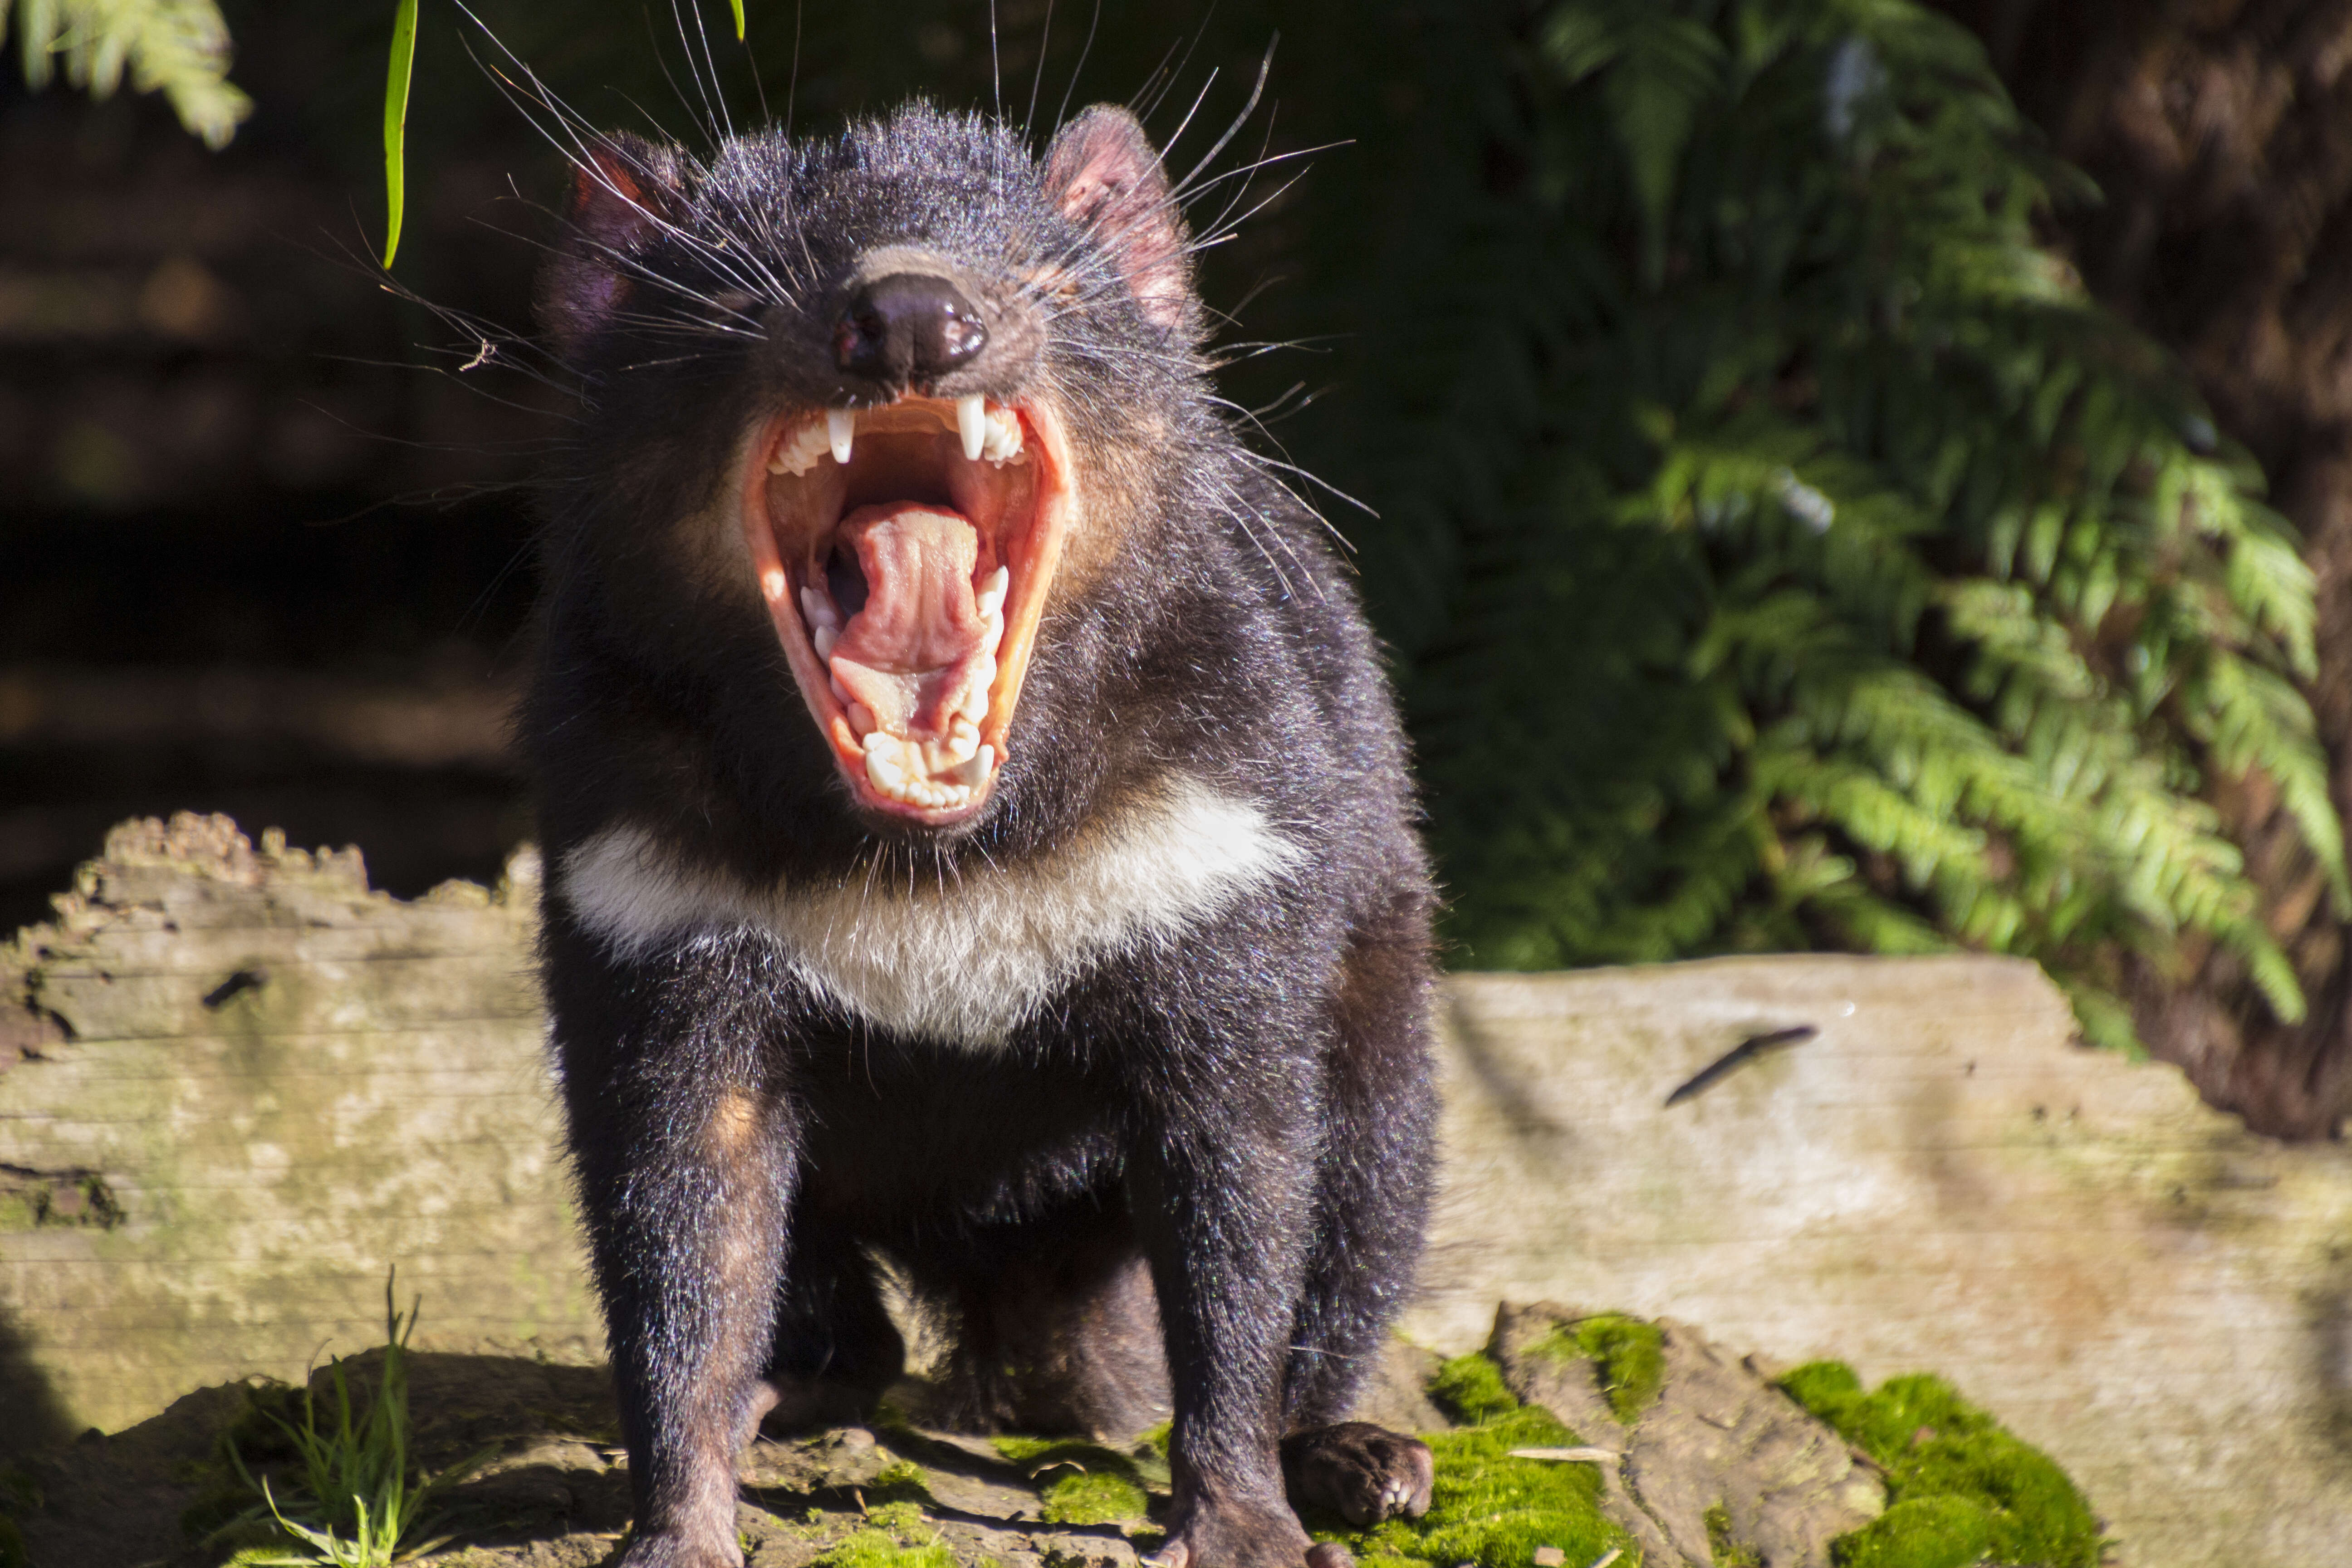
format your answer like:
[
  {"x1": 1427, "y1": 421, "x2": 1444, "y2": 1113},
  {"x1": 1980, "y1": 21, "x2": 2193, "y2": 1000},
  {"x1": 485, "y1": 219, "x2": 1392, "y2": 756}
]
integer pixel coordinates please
[
  {"x1": 867, "y1": 1460, "x2": 934, "y2": 1506},
  {"x1": 1541, "y1": 1315, "x2": 1665, "y2": 1424},
  {"x1": 819, "y1": 1528, "x2": 956, "y2": 1568},
  {"x1": 1705, "y1": 1500, "x2": 1761, "y2": 1567},
  {"x1": 990, "y1": 1433, "x2": 1068, "y2": 1465},
  {"x1": 1426, "y1": 1352, "x2": 1520, "y2": 1425},
  {"x1": 1829, "y1": 1496, "x2": 1994, "y2": 1568},
  {"x1": 1040, "y1": 1470, "x2": 1150, "y2": 1525},
  {"x1": 1312, "y1": 1404, "x2": 1628, "y2": 1568},
  {"x1": 1780, "y1": 1364, "x2": 2102, "y2": 1568},
  {"x1": 813, "y1": 1498, "x2": 956, "y2": 1568},
  {"x1": 990, "y1": 1435, "x2": 1140, "y2": 1480},
  {"x1": 862, "y1": 1502, "x2": 931, "y2": 1535},
  {"x1": 1134, "y1": 1421, "x2": 1172, "y2": 1461}
]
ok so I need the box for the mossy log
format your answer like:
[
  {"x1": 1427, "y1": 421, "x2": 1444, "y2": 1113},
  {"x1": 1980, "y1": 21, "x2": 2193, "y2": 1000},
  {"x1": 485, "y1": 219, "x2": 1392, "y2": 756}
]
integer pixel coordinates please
[
  {"x1": 6, "y1": 818, "x2": 2352, "y2": 1565},
  {"x1": 1411, "y1": 960, "x2": 2352, "y2": 1568}
]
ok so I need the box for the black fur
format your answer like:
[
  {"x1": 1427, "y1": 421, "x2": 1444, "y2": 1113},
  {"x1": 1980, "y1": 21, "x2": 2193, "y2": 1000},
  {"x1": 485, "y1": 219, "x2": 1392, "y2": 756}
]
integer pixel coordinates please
[{"x1": 524, "y1": 102, "x2": 1439, "y2": 1568}]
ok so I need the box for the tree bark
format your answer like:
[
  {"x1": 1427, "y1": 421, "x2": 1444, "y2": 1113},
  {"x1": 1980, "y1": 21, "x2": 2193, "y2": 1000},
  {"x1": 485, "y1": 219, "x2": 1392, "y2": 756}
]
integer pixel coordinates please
[{"x1": 1936, "y1": 0, "x2": 2352, "y2": 1137}]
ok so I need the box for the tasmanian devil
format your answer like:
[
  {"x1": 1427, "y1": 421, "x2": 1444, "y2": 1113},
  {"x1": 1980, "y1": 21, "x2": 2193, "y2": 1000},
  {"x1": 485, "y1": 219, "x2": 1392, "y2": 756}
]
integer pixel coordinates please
[{"x1": 523, "y1": 97, "x2": 1440, "y2": 1568}]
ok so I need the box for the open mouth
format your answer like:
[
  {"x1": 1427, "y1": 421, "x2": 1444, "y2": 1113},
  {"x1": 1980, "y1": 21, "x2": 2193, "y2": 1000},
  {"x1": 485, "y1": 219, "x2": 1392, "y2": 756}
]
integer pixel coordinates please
[{"x1": 740, "y1": 394, "x2": 1073, "y2": 825}]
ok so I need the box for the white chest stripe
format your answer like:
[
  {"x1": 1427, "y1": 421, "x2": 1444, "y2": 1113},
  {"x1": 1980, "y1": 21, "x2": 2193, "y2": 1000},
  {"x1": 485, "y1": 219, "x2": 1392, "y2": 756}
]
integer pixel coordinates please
[{"x1": 557, "y1": 778, "x2": 1304, "y2": 1047}]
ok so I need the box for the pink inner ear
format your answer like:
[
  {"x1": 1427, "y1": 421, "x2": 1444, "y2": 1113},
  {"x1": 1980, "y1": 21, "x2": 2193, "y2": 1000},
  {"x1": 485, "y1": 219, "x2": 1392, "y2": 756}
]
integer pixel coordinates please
[
  {"x1": 1045, "y1": 111, "x2": 1193, "y2": 338},
  {"x1": 541, "y1": 138, "x2": 684, "y2": 355},
  {"x1": 573, "y1": 147, "x2": 667, "y2": 249}
]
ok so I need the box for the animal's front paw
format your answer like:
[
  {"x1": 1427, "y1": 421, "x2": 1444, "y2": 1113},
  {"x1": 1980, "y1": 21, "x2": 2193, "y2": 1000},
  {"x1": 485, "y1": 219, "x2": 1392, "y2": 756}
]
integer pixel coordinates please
[
  {"x1": 1143, "y1": 1496, "x2": 1322, "y2": 1568},
  {"x1": 613, "y1": 1522, "x2": 743, "y2": 1568},
  {"x1": 1280, "y1": 1421, "x2": 1435, "y2": 1527}
]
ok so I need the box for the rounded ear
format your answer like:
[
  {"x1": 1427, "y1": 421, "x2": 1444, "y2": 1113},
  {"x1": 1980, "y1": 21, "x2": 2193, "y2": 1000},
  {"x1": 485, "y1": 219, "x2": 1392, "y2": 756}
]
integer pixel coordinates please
[
  {"x1": 1044, "y1": 106, "x2": 1198, "y2": 343},
  {"x1": 537, "y1": 132, "x2": 688, "y2": 360}
]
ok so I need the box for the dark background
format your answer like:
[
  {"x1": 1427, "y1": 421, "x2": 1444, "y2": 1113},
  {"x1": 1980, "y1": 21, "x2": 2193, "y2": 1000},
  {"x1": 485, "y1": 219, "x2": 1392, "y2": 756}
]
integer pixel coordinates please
[
  {"x1": 0, "y1": 0, "x2": 1428, "y2": 923},
  {"x1": 12, "y1": 0, "x2": 2352, "y2": 1134}
]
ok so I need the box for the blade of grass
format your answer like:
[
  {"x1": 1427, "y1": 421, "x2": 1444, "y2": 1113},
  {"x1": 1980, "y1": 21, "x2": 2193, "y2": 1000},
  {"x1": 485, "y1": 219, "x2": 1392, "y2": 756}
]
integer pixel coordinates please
[
  {"x1": 730, "y1": 0, "x2": 746, "y2": 41},
  {"x1": 381, "y1": 0, "x2": 418, "y2": 269}
]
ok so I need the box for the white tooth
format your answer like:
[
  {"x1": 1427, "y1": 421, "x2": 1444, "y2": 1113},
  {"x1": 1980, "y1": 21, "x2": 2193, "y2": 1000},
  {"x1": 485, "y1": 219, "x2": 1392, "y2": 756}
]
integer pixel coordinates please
[
  {"x1": 772, "y1": 421, "x2": 828, "y2": 475},
  {"x1": 982, "y1": 408, "x2": 1024, "y2": 464},
  {"x1": 957, "y1": 395, "x2": 986, "y2": 462},
  {"x1": 950, "y1": 745, "x2": 996, "y2": 787},
  {"x1": 813, "y1": 626, "x2": 837, "y2": 660},
  {"x1": 828, "y1": 408, "x2": 856, "y2": 465},
  {"x1": 830, "y1": 675, "x2": 854, "y2": 706},
  {"x1": 799, "y1": 587, "x2": 839, "y2": 632},
  {"x1": 960, "y1": 679, "x2": 990, "y2": 724},
  {"x1": 866, "y1": 746, "x2": 904, "y2": 789},
  {"x1": 976, "y1": 565, "x2": 1009, "y2": 618},
  {"x1": 846, "y1": 701, "x2": 877, "y2": 737}
]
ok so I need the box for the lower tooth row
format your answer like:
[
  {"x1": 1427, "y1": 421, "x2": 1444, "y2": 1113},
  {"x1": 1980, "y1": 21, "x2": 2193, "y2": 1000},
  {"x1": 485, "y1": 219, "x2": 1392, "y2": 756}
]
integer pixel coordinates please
[{"x1": 864, "y1": 735, "x2": 997, "y2": 807}]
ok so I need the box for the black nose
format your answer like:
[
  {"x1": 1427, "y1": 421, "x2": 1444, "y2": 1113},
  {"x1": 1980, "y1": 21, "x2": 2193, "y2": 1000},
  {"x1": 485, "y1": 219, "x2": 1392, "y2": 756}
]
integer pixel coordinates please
[{"x1": 833, "y1": 273, "x2": 987, "y2": 387}]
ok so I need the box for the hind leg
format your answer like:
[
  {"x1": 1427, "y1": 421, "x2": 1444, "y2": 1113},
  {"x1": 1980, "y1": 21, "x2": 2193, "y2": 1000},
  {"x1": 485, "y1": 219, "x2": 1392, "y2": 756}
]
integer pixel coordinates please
[
  {"x1": 926, "y1": 1200, "x2": 1171, "y2": 1439},
  {"x1": 1279, "y1": 910, "x2": 1441, "y2": 1527},
  {"x1": 759, "y1": 1210, "x2": 906, "y2": 1433}
]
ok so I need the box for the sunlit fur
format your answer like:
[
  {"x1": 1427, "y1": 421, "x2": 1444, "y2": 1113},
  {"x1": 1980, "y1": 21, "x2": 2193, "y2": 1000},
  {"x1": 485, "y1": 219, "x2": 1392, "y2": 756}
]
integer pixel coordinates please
[
  {"x1": 559, "y1": 775, "x2": 1307, "y2": 1046},
  {"x1": 525, "y1": 98, "x2": 1439, "y2": 1568}
]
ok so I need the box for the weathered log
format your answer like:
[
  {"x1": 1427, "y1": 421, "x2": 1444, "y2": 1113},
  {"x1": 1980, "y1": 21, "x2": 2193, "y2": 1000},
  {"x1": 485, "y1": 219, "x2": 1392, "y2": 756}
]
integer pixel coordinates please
[
  {"x1": 0, "y1": 813, "x2": 596, "y2": 1451},
  {"x1": 6, "y1": 816, "x2": 2352, "y2": 1565}
]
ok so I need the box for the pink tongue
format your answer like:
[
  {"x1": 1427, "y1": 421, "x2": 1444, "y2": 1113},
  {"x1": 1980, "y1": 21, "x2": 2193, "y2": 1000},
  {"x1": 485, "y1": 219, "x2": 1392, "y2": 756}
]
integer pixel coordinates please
[{"x1": 828, "y1": 504, "x2": 994, "y2": 742}]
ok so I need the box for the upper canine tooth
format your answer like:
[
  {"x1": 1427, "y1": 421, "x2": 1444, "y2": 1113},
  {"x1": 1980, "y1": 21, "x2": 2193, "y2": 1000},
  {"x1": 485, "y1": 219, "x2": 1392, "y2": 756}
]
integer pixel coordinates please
[
  {"x1": 957, "y1": 395, "x2": 986, "y2": 462},
  {"x1": 827, "y1": 408, "x2": 856, "y2": 465},
  {"x1": 799, "y1": 586, "x2": 839, "y2": 632},
  {"x1": 813, "y1": 625, "x2": 838, "y2": 660}
]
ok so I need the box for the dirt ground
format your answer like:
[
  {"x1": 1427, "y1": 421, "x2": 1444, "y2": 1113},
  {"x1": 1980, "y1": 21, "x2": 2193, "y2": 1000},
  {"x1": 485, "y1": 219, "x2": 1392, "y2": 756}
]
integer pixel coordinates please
[
  {"x1": 13, "y1": 1348, "x2": 1203, "y2": 1568},
  {"x1": 5, "y1": 1328, "x2": 1498, "y2": 1568},
  {"x1": 5, "y1": 1311, "x2": 1921, "y2": 1568}
]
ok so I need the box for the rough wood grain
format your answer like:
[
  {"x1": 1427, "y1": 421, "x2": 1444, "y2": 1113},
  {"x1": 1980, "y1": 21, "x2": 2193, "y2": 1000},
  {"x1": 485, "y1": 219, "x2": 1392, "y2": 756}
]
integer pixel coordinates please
[
  {"x1": 0, "y1": 814, "x2": 596, "y2": 1449},
  {"x1": 1406, "y1": 959, "x2": 2352, "y2": 1568}
]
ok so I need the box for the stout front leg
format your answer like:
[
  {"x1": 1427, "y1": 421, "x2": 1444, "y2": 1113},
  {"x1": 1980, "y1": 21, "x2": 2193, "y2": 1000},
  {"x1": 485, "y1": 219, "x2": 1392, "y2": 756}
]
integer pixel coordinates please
[
  {"x1": 1127, "y1": 1080, "x2": 1323, "y2": 1568},
  {"x1": 549, "y1": 929, "x2": 797, "y2": 1568}
]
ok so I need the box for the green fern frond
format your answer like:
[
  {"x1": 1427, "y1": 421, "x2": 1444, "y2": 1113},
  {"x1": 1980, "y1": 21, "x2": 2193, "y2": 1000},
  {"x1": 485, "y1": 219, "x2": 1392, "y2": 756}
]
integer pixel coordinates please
[
  {"x1": 1396, "y1": 0, "x2": 2345, "y2": 1051},
  {"x1": 2, "y1": 0, "x2": 249, "y2": 147}
]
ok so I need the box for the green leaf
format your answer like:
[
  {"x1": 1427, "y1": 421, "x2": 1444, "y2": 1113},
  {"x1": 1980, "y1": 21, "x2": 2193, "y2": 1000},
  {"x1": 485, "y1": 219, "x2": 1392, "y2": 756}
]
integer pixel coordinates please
[
  {"x1": 729, "y1": 0, "x2": 745, "y2": 42},
  {"x1": 2, "y1": 0, "x2": 251, "y2": 147},
  {"x1": 380, "y1": 0, "x2": 417, "y2": 270},
  {"x1": 1387, "y1": 0, "x2": 2344, "y2": 1057}
]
